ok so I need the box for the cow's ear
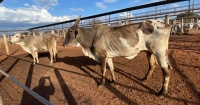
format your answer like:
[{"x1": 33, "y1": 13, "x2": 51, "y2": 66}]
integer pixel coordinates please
[
  {"x1": 73, "y1": 16, "x2": 81, "y2": 27},
  {"x1": 21, "y1": 34, "x2": 25, "y2": 39},
  {"x1": 140, "y1": 20, "x2": 154, "y2": 35}
]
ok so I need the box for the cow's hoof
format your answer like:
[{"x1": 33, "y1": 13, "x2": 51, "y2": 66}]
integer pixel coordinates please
[
  {"x1": 141, "y1": 78, "x2": 147, "y2": 84},
  {"x1": 157, "y1": 90, "x2": 166, "y2": 98},
  {"x1": 109, "y1": 80, "x2": 115, "y2": 84},
  {"x1": 97, "y1": 83, "x2": 104, "y2": 88},
  {"x1": 157, "y1": 93, "x2": 165, "y2": 98}
]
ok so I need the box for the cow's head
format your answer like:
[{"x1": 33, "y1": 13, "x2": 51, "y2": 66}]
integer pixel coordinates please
[
  {"x1": 63, "y1": 16, "x2": 81, "y2": 46},
  {"x1": 139, "y1": 19, "x2": 171, "y2": 35},
  {"x1": 10, "y1": 33, "x2": 25, "y2": 44}
]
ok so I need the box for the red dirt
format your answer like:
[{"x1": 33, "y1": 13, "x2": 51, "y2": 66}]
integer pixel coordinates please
[{"x1": 0, "y1": 34, "x2": 200, "y2": 105}]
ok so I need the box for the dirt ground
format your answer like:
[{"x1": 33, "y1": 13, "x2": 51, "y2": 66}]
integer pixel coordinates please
[{"x1": 0, "y1": 33, "x2": 200, "y2": 105}]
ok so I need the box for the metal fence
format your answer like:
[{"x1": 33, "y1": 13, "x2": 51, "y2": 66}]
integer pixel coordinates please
[
  {"x1": 28, "y1": 3, "x2": 199, "y2": 35},
  {"x1": 29, "y1": 4, "x2": 200, "y2": 27},
  {"x1": 2, "y1": 0, "x2": 197, "y2": 35}
]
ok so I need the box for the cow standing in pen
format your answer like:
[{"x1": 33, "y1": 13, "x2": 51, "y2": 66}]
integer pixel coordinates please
[
  {"x1": 63, "y1": 16, "x2": 172, "y2": 98},
  {"x1": 11, "y1": 33, "x2": 57, "y2": 65}
]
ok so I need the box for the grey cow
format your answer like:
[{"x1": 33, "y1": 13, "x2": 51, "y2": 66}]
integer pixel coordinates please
[
  {"x1": 63, "y1": 16, "x2": 172, "y2": 98},
  {"x1": 11, "y1": 33, "x2": 57, "y2": 65}
]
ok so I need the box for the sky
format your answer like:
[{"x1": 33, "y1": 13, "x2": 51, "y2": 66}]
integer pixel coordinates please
[{"x1": 0, "y1": 0, "x2": 200, "y2": 31}]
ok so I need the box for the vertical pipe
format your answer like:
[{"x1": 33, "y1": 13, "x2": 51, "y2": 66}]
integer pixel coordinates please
[
  {"x1": 181, "y1": 18, "x2": 184, "y2": 35},
  {"x1": 109, "y1": 15, "x2": 110, "y2": 25},
  {"x1": 197, "y1": 18, "x2": 199, "y2": 30},
  {"x1": 32, "y1": 30, "x2": 36, "y2": 36},
  {"x1": 155, "y1": 6, "x2": 157, "y2": 19},
  {"x1": 63, "y1": 29, "x2": 66, "y2": 39},
  {"x1": 189, "y1": 0, "x2": 191, "y2": 12},
  {"x1": 171, "y1": 19, "x2": 176, "y2": 35},
  {"x1": 192, "y1": 0, "x2": 194, "y2": 12},
  {"x1": 165, "y1": 15, "x2": 170, "y2": 24},
  {"x1": 3, "y1": 32, "x2": 9, "y2": 55},
  {"x1": 147, "y1": 12, "x2": 148, "y2": 19}
]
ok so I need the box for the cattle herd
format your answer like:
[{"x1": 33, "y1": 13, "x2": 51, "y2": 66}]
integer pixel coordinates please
[{"x1": 2, "y1": 17, "x2": 172, "y2": 98}]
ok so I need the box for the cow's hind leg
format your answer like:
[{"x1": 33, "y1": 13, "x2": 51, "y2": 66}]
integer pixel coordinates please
[
  {"x1": 98, "y1": 57, "x2": 107, "y2": 87},
  {"x1": 155, "y1": 53, "x2": 171, "y2": 98},
  {"x1": 32, "y1": 53, "x2": 36, "y2": 65},
  {"x1": 107, "y1": 58, "x2": 115, "y2": 83},
  {"x1": 53, "y1": 47, "x2": 57, "y2": 62},
  {"x1": 35, "y1": 52, "x2": 39, "y2": 63},
  {"x1": 142, "y1": 53, "x2": 157, "y2": 83},
  {"x1": 49, "y1": 48, "x2": 53, "y2": 65},
  {"x1": 31, "y1": 52, "x2": 38, "y2": 65}
]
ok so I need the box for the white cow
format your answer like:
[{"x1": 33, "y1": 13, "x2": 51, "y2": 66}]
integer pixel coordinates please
[
  {"x1": 11, "y1": 33, "x2": 57, "y2": 65},
  {"x1": 63, "y1": 16, "x2": 172, "y2": 98}
]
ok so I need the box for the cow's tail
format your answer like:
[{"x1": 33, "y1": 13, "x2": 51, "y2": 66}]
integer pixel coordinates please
[
  {"x1": 51, "y1": 35, "x2": 65, "y2": 46},
  {"x1": 50, "y1": 35, "x2": 58, "y2": 61}
]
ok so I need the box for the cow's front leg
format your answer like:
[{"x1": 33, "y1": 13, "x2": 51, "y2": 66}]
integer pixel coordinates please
[
  {"x1": 155, "y1": 53, "x2": 171, "y2": 98},
  {"x1": 32, "y1": 55, "x2": 36, "y2": 65},
  {"x1": 158, "y1": 67, "x2": 170, "y2": 98},
  {"x1": 53, "y1": 48, "x2": 57, "y2": 63},
  {"x1": 49, "y1": 49, "x2": 53, "y2": 65},
  {"x1": 32, "y1": 52, "x2": 39, "y2": 65},
  {"x1": 98, "y1": 57, "x2": 107, "y2": 87},
  {"x1": 107, "y1": 58, "x2": 115, "y2": 83},
  {"x1": 142, "y1": 54, "x2": 157, "y2": 83}
]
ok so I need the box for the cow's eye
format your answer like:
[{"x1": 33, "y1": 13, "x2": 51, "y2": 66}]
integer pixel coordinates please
[
  {"x1": 16, "y1": 36, "x2": 18, "y2": 37},
  {"x1": 147, "y1": 21, "x2": 152, "y2": 24},
  {"x1": 69, "y1": 30, "x2": 73, "y2": 32}
]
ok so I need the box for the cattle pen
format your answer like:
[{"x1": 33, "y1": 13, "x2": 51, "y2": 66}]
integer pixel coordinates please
[{"x1": 0, "y1": 0, "x2": 200, "y2": 105}]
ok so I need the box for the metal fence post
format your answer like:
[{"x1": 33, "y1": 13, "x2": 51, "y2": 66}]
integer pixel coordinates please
[
  {"x1": 165, "y1": 15, "x2": 170, "y2": 24},
  {"x1": 3, "y1": 33, "x2": 9, "y2": 55},
  {"x1": 181, "y1": 18, "x2": 184, "y2": 35}
]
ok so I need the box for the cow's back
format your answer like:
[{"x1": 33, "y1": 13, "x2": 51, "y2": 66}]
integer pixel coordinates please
[
  {"x1": 93, "y1": 24, "x2": 141, "y2": 57},
  {"x1": 22, "y1": 34, "x2": 57, "y2": 53},
  {"x1": 23, "y1": 36, "x2": 47, "y2": 51},
  {"x1": 43, "y1": 34, "x2": 57, "y2": 49}
]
